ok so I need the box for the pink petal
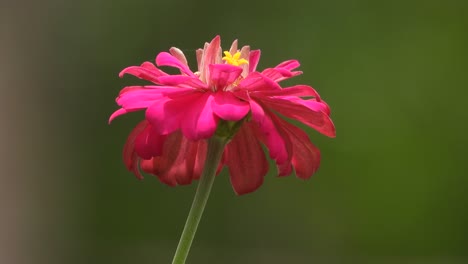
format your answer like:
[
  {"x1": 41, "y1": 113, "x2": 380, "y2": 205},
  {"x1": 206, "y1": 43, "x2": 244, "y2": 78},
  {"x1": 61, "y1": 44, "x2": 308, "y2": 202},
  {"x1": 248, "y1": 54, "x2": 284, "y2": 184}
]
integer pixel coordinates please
[
  {"x1": 249, "y1": 50, "x2": 261, "y2": 73},
  {"x1": 181, "y1": 92, "x2": 219, "y2": 140},
  {"x1": 228, "y1": 39, "x2": 238, "y2": 55},
  {"x1": 237, "y1": 72, "x2": 281, "y2": 91},
  {"x1": 225, "y1": 124, "x2": 269, "y2": 195},
  {"x1": 156, "y1": 52, "x2": 197, "y2": 78},
  {"x1": 145, "y1": 94, "x2": 189, "y2": 135},
  {"x1": 199, "y1": 36, "x2": 221, "y2": 82},
  {"x1": 211, "y1": 91, "x2": 250, "y2": 121},
  {"x1": 209, "y1": 64, "x2": 243, "y2": 89},
  {"x1": 196, "y1": 48, "x2": 204, "y2": 72},
  {"x1": 115, "y1": 87, "x2": 195, "y2": 118},
  {"x1": 119, "y1": 62, "x2": 168, "y2": 83},
  {"x1": 255, "y1": 95, "x2": 336, "y2": 138},
  {"x1": 274, "y1": 116, "x2": 321, "y2": 179},
  {"x1": 145, "y1": 89, "x2": 217, "y2": 137},
  {"x1": 115, "y1": 87, "x2": 166, "y2": 109},
  {"x1": 239, "y1": 45, "x2": 250, "y2": 77}
]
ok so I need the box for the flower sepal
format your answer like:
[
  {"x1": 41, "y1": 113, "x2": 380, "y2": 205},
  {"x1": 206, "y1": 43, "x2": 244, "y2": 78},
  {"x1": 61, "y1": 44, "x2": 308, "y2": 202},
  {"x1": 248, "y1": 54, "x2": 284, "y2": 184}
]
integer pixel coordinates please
[{"x1": 214, "y1": 114, "x2": 251, "y2": 141}]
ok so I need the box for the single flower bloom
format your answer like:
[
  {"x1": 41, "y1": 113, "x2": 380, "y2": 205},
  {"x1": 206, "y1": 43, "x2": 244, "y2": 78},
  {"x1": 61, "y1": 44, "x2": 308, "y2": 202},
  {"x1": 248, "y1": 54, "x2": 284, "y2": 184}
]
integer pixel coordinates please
[{"x1": 110, "y1": 36, "x2": 335, "y2": 195}]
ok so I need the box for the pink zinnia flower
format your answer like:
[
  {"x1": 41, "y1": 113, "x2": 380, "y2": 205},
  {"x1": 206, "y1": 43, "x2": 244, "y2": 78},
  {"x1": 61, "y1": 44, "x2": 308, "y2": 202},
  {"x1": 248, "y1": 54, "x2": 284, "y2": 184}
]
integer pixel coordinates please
[{"x1": 110, "y1": 36, "x2": 335, "y2": 195}]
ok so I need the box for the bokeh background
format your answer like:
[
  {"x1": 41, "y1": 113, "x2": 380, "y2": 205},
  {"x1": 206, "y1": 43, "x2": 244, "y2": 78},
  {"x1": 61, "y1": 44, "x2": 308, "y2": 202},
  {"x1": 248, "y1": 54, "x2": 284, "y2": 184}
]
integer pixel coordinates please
[{"x1": 2, "y1": 0, "x2": 467, "y2": 263}]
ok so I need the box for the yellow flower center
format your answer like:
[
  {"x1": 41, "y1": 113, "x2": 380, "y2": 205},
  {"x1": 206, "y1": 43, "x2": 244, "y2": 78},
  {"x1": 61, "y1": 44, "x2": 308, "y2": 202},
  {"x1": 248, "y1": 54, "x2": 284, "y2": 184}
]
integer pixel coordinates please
[{"x1": 222, "y1": 51, "x2": 249, "y2": 66}]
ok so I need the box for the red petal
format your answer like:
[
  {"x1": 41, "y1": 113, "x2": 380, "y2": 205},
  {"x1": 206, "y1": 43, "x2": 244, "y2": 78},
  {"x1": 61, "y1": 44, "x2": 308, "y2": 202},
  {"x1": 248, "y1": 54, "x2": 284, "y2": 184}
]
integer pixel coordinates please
[
  {"x1": 134, "y1": 124, "x2": 166, "y2": 159},
  {"x1": 144, "y1": 132, "x2": 210, "y2": 186},
  {"x1": 272, "y1": 116, "x2": 321, "y2": 179},
  {"x1": 123, "y1": 120, "x2": 149, "y2": 180},
  {"x1": 256, "y1": 95, "x2": 336, "y2": 138},
  {"x1": 225, "y1": 124, "x2": 269, "y2": 195},
  {"x1": 249, "y1": 100, "x2": 289, "y2": 165}
]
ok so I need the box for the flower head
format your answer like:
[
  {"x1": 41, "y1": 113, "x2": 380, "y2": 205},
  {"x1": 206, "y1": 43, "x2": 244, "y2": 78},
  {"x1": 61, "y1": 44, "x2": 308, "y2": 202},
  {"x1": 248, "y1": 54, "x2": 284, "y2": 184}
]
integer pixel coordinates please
[{"x1": 110, "y1": 36, "x2": 335, "y2": 195}]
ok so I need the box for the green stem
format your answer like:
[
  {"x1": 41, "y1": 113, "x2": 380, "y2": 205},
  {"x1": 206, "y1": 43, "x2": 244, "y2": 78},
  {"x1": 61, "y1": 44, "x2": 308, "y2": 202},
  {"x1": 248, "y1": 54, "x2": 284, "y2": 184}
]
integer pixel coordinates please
[{"x1": 171, "y1": 136, "x2": 228, "y2": 264}]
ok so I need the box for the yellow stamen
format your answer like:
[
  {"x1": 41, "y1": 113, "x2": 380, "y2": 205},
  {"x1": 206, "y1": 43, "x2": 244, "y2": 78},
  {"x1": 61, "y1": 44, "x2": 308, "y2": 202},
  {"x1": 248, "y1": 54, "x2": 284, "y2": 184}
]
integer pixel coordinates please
[{"x1": 222, "y1": 51, "x2": 248, "y2": 66}]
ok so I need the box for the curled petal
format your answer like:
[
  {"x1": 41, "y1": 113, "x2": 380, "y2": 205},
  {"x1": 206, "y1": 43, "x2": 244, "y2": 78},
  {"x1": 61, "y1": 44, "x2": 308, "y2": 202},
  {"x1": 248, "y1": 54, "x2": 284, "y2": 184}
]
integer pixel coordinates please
[
  {"x1": 109, "y1": 108, "x2": 132, "y2": 123},
  {"x1": 169, "y1": 47, "x2": 188, "y2": 66},
  {"x1": 212, "y1": 91, "x2": 250, "y2": 121},
  {"x1": 156, "y1": 52, "x2": 197, "y2": 78},
  {"x1": 209, "y1": 64, "x2": 243, "y2": 89},
  {"x1": 225, "y1": 124, "x2": 268, "y2": 195},
  {"x1": 119, "y1": 62, "x2": 168, "y2": 83}
]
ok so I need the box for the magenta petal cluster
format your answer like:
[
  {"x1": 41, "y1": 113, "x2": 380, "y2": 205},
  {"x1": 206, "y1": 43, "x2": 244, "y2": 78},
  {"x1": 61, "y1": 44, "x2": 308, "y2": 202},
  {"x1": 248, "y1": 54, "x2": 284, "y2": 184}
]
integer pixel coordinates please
[{"x1": 110, "y1": 36, "x2": 335, "y2": 195}]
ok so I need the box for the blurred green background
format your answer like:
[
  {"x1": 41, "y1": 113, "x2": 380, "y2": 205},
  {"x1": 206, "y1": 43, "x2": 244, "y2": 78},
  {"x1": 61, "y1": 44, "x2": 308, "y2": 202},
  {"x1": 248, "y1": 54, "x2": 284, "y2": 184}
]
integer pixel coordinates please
[{"x1": 2, "y1": 0, "x2": 468, "y2": 263}]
